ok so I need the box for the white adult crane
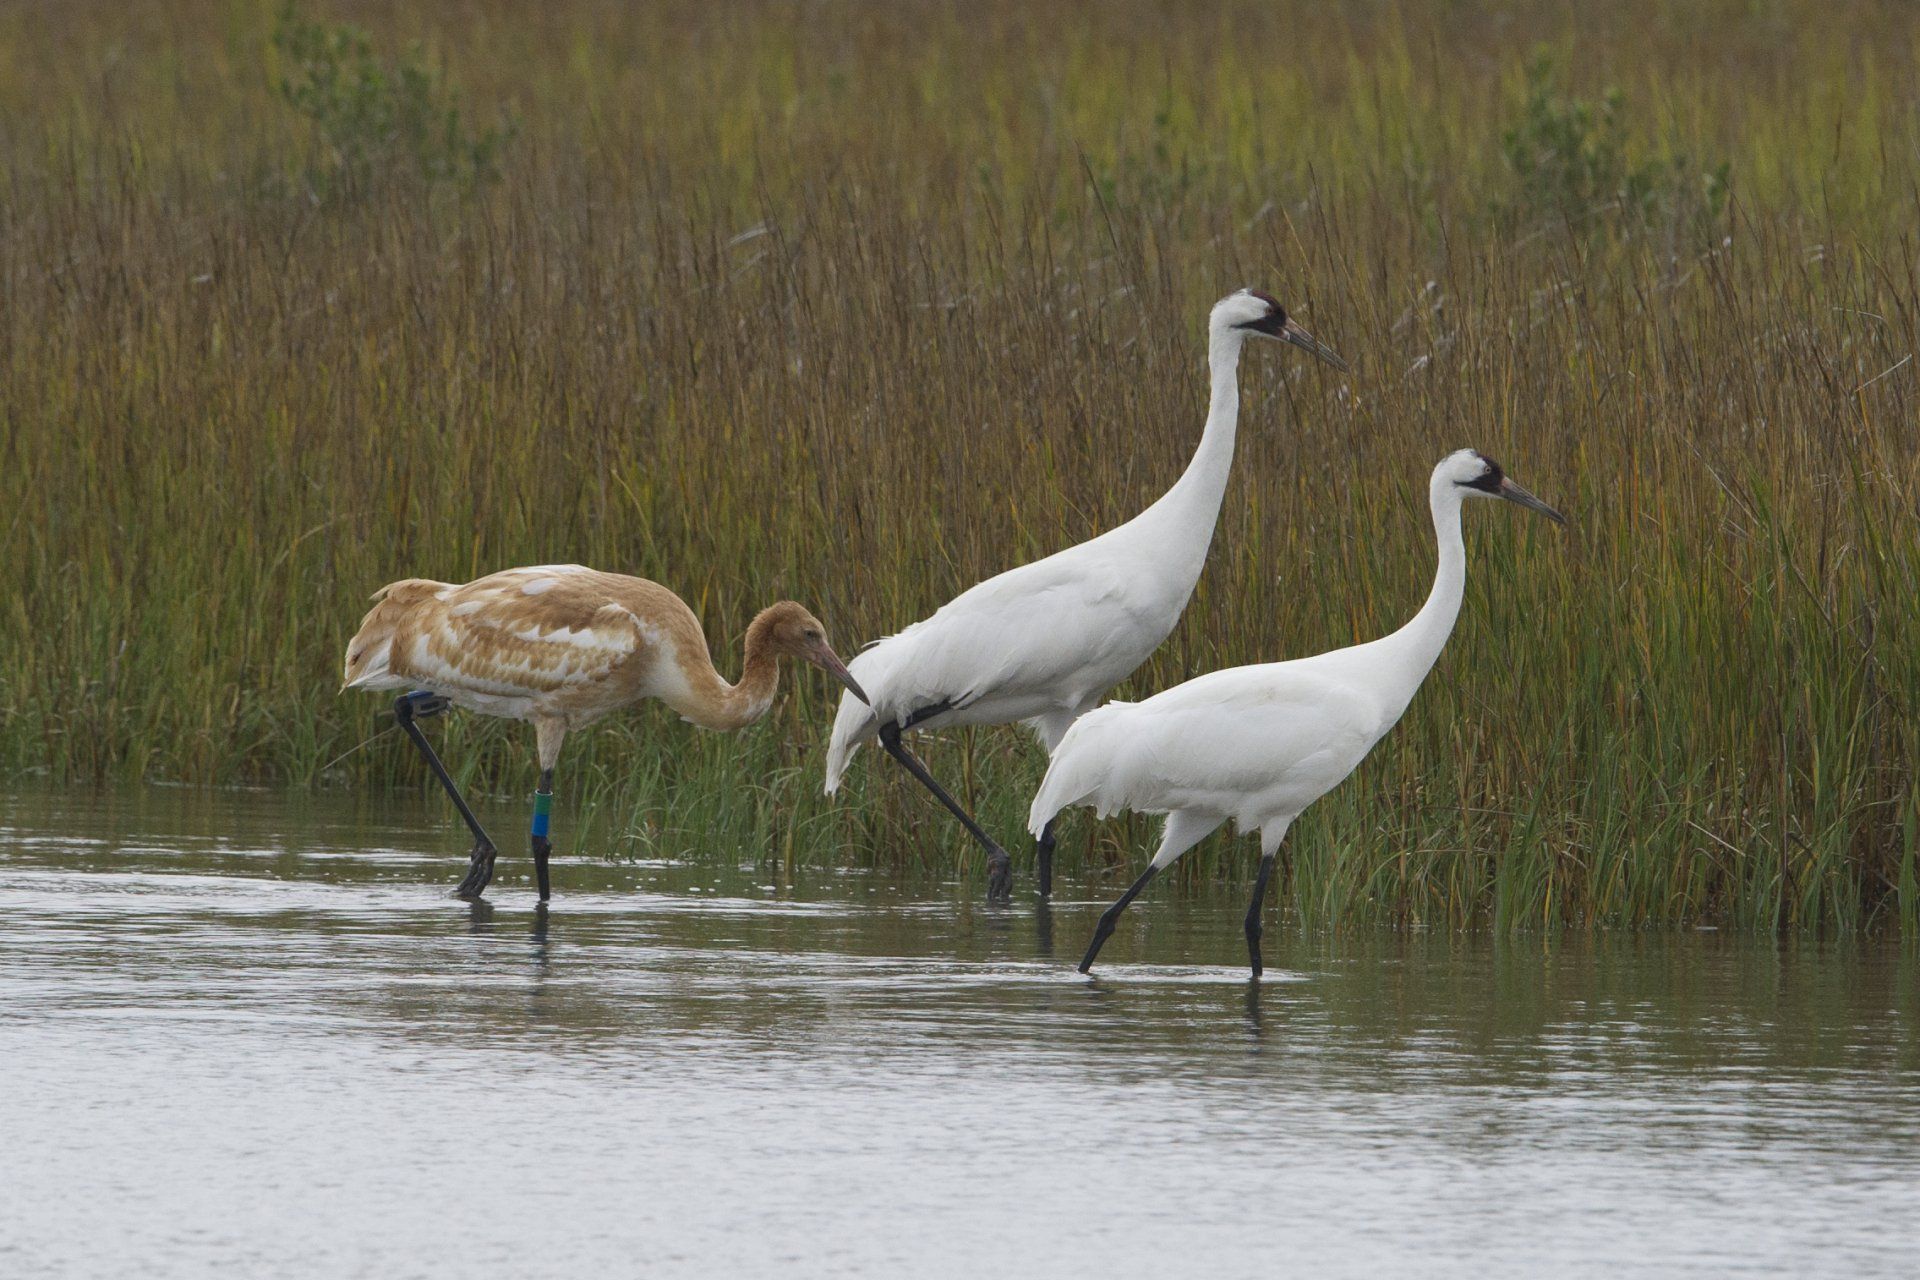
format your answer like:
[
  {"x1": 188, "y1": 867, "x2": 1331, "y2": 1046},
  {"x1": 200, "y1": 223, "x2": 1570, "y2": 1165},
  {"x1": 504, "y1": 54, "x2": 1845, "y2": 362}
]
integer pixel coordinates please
[
  {"x1": 825, "y1": 289, "x2": 1345, "y2": 899},
  {"x1": 1029, "y1": 450, "x2": 1566, "y2": 975}
]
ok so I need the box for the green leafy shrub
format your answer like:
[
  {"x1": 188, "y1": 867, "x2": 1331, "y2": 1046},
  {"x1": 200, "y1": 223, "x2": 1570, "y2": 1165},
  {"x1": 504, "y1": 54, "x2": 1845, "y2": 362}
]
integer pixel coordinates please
[
  {"x1": 270, "y1": 4, "x2": 514, "y2": 197},
  {"x1": 1500, "y1": 49, "x2": 1728, "y2": 232}
]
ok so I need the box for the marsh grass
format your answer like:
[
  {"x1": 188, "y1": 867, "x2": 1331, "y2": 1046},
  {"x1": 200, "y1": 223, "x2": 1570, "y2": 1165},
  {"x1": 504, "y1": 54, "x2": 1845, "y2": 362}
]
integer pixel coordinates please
[{"x1": 4, "y1": 0, "x2": 1920, "y2": 930}]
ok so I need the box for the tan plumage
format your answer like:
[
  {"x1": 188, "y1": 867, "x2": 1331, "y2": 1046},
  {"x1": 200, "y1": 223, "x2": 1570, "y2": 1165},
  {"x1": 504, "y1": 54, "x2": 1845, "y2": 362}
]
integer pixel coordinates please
[{"x1": 342, "y1": 563, "x2": 865, "y2": 899}]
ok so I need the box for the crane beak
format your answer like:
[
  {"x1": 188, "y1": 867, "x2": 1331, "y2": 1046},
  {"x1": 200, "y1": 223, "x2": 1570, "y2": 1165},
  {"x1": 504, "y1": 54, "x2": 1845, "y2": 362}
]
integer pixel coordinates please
[
  {"x1": 1498, "y1": 477, "x2": 1568, "y2": 526},
  {"x1": 1278, "y1": 318, "x2": 1349, "y2": 372},
  {"x1": 811, "y1": 644, "x2": 870, "y2": 705}
]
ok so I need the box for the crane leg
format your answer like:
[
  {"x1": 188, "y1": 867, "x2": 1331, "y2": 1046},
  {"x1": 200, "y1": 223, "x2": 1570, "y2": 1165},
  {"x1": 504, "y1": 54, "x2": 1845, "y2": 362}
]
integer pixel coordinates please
[
  {"x1": 1078, "y1": 864, "x2": 1158, "y2": 973},
  {"x1": 530, "y1": 768, "x2": 554, "y2": 903},
  {"x1": 1035, "y1": 819, "x2": 1057, "y2": 898},
  {"x1": 1080, "y1": 810, "x2": 1219, "y2": 973},
  {"x1": 393, "y1": 692, "x2": 498, "y2": 899},
  {"x1": 1245, "y1": 852, "x2": 1277, "y2": 979},
  {"x1": 878, "y1": 703, "x2": 1014, "y2": 902}
]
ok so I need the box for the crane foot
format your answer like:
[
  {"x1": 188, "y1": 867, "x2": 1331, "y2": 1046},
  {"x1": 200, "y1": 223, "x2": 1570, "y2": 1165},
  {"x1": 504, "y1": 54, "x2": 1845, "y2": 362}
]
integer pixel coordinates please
[
  {"x1": 454, "y1": 840, "x2": 498, "y2": 899},
  {"x1": 1035, "y1": 821, "x2": 1056, "y2": 898},
  {"x1": 531, "y1": 834, "x2": 552, "y2": 902},
  {"x1": 1079, "y1": 917, "x2": 1116, "y2": 973},
  {"x1": 985, "y1": 851, "x2": 1014, "y2": 903}
]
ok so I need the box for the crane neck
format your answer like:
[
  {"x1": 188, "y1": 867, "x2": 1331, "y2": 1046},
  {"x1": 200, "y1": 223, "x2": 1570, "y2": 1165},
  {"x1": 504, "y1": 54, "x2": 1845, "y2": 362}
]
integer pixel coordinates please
[
  {"x1": 677, "y1": 621, "x2": 783, "y2": 732},
  {"x1": 1370, "y1": 480, "x2": 1469, "y2": 710},
  {"x1": 1153, "y1": 328, "x2": 1247, "y2": 522}
]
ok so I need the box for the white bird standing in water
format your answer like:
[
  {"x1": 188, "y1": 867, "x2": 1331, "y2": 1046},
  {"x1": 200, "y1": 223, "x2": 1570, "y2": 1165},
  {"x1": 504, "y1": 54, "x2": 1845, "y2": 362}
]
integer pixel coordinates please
[
  {"x1": 341, "y1": 566, "x2": 867, "y2": 901},
  {"x1": 1029, "y1": 450, "x2": 1566, "y2": 976},
  {"x1": 824, "y1": 289, "x2": 1346, "y2": 900}
]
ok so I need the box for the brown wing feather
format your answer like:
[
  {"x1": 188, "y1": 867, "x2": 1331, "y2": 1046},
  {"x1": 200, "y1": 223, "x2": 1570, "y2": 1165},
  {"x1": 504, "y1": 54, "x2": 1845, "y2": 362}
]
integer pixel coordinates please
[
  {"x1": 378, "y1": 568, "x2": 640, "y2": 698},
  {"x1": 343, "y1": 566, "x2": 716, "y2": 713},
  {"x1": 341, "y1": 578, "x2": 453, "y2": 689}
]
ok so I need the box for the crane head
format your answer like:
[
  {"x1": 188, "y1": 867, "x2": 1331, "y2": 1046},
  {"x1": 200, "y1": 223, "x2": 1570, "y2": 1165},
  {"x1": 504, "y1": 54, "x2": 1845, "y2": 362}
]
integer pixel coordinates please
[
  {"x1": 1212, "y1": 288, "x2": 1348, "y2": 371},
  {"x1": 755, "y1": 602, "x2": 870, "y2": 704},
  {"x1": 1444, "y1": 449, "x2": 1568, "y2": 525}
]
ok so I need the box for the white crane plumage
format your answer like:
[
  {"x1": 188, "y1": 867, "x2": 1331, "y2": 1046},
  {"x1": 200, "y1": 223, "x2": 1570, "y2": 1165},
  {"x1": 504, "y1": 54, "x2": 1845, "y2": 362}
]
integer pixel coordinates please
[
  {"x1": 824, "y1": 289, "x2": 1346, "y2": 899},
  {"x1": 1029, "y1": 449, "x2": 1566, "y2": 975}
]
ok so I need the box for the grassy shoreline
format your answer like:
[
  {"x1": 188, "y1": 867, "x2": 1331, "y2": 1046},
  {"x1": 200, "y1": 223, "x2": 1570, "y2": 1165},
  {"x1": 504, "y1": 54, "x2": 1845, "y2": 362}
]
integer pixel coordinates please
[{"x1": 4, "y1": 1, "x2": 1919, "y2": 930}]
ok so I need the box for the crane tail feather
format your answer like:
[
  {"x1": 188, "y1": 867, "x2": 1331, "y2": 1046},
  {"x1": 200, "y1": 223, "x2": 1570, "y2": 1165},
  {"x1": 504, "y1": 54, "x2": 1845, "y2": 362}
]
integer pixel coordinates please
[
  {"x1": 341, "y1": 578, "x2": 448, "y2": 693},
  {"x1": 1026, "y1": 703, "x2": 1136, "y2": 837},
  {"x1": 823, "y1": 639, "x2": 911, "y2": 794},
  {"x1": 824, "y1": 687, "x2": 877, "y2": 794}
]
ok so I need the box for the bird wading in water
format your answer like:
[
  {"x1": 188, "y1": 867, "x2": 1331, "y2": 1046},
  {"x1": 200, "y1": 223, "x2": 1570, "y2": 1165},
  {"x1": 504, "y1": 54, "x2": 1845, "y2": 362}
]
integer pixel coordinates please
[
  {"x1": 342, "y1": 565, "x2": 867, "y2": 901},
  {"x1": 824, "y1": 289, "x2": 1346, "y2": 901},
  {"x1": 1029, "y1": 450, "x2": 1566, "y2": 976}
]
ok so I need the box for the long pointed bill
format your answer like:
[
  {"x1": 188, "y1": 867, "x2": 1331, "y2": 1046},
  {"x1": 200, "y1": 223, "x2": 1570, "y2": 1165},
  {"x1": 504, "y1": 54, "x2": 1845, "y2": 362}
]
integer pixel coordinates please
[
  {"x1": 812, "y1": 646, "x2": 870, "y2": 705},
  {"x1": 1499, "y1": 477, "x2": 1568, "y2": 525},
  {"x1": 1279, "y1": 318, "x2": 1349, "y2": 372}
]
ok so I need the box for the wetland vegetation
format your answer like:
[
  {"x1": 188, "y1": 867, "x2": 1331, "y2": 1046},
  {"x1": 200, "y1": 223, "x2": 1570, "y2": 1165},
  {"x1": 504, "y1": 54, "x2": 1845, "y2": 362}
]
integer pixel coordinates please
[{"x1": 5, "y1": 0, "x2": 1920, "y2": 930}]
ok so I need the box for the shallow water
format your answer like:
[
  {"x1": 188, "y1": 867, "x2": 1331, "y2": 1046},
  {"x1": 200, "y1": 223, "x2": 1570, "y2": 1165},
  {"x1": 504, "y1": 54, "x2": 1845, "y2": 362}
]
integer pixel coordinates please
[{"x1": 1, "y1": 787, "x2": 1915, "y2": 1278}]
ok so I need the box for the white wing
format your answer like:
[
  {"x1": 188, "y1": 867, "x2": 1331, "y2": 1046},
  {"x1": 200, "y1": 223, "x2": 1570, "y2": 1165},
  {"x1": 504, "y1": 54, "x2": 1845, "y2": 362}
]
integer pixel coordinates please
[
  {"x1": 870, "y1": 535, "x2": 1188, "y2": 717},
  {"x1": 1029, "y1": 664, "x2": 1389, "y2": 833},
  {"x1": 824, "y1": 540, "x2": 1186, "y2": 790}
]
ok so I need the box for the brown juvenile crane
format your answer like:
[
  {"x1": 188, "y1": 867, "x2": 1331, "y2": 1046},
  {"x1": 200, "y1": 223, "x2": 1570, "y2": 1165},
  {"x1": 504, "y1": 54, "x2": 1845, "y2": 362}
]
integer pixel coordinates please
[{"x1": 342, "y1": 565, "x2": 867, "y2": 901}]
